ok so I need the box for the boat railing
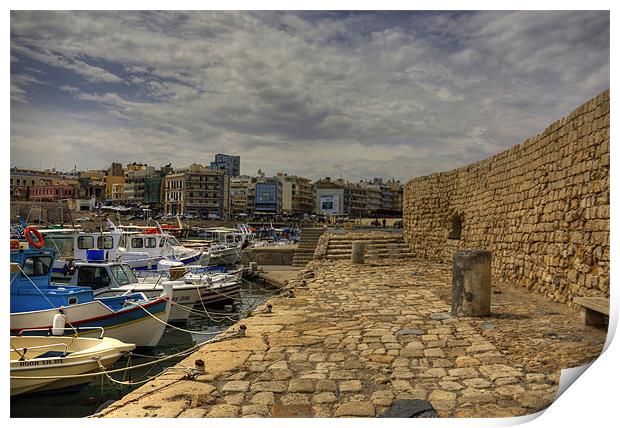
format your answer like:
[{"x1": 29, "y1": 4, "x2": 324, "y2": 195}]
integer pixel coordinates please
[
  {"x1": 10, "y1": 342, "x2": 70, "y2": 359},
  {"x1": 14, "y1": 326, "x2": 106, "y2": 339}
]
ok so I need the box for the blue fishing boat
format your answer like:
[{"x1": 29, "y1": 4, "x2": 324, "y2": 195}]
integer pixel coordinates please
[{"x1": 10, "y1": 241, "x2": 173, "y2": 348}]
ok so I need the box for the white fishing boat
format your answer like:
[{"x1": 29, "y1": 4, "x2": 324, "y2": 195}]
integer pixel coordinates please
[
  {"x1": 186, "y1": 227, "x2": 249, "y2": 266},
  {"x1": 10, "y1": 335, "x2": 135, "y2": 396},
  {"x1": 43, "y1": 221, "x2": 207, "y2": 280},
  {"x1": 70, "y1": 260, "x2": 200, "y2": 323}
]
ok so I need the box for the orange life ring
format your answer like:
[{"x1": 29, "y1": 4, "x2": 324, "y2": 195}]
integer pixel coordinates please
[{"x1": 24, "y1": 226, "x2": 45, "y2": 249}]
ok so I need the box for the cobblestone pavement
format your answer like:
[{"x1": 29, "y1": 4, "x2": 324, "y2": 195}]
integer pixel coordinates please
[{"x1": 98, "y1": 258, "x2": 606, "y2": 418}]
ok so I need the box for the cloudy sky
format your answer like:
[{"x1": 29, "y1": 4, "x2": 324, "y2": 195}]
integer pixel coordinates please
[{"x1": 10, "y1": 11, "x2": 609, "y2": 181}]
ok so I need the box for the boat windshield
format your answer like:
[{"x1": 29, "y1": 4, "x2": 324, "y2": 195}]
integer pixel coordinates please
[
  {"x1": 22, "y1": 256, "x2": 53, "y2": 276},
  {"x1": 121, "y1": 265, "x2": 139, "y2": 284},
  {"x1": 46, "y1": 235, "x2": 74, "y2": 258},
  {"x1": 168, "y1": 237, "x2": 181, "y2": 246},
  {"x1": 110, "y1": 264, "x2": 137, "y2": 286}
]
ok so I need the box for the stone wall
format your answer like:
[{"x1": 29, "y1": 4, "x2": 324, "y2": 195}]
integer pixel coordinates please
[
  {"x1": 403, "y1": 90, "x2": 609, "y2": 305},
  {"x1": 241, "y1": 246, "x2": 296, "y2": 266},
  {"x1": 10, "y1": 200, "x2": 73, "y2": 224}
]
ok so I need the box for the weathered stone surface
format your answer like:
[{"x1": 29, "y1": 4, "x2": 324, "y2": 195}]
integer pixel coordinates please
[
  {"x1": 428, "y1": 390, "x2": 456, "y2": 411},
  {"x1": 455, "y1": 356, "x2": 481, "y2": 367},
  {"x1": 288, "y1": 379, "x2": 314, "y2": 393},
  {"x1": 313, "y1": 392, "x2": 337, "y2": 404},
  {"x1": 100, "y1": 222, "x2": 608, "y2": 419},
  {"x1": 479, "y1": 364, "x2": 523, "y2": 381},
  {"x1": 178, "y1": 408, "x2": 208, "y2": 418},
  {"x1": 458, "y1": 388, "x2": 496, "y2": 404},
  {"x1": 334, "y1": 401, "x2": 376, "y2": 417},
  {"x1": 339, "y1": 380, "x2": 363, "y2": 392},
  {"x1": 316, "y1": 379, "x2": 338, "y2": 392},
  {"x1": 241, "y1": 404, "x2": 270, "y2": 416},
  {"x1": 250, "y1": 381, "x2": 288, "y2": 393},
  {"x1": 206, "y1": 404, "x2": 239, "y2": 418},
  {"x1": 250, "y1": 392, "x2": 275, "y2": 405},
  {"x1": 271, "y1": 404, "x2": 314, "y2": 417},
  {"x1": 222, "y1": 381, "x2": 250, "y2": 392},
  {"x1": 280, "y1": 393, "x2": 311, "y2": 405},
  {"x1": 371, "y1": 389, "x2": 395, "y2": 406}
]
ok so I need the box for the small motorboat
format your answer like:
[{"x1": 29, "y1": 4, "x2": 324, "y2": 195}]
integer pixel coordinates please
[{"x1": 10, "y1": 334, "x2": 135, "y2": 396}]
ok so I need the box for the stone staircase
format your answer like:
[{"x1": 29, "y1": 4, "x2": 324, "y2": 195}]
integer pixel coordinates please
[
  {"x1": 291, "y1": 228, "x2": 326, "y2": 267},
  {"x1": 325, "y1": 233, "x2": 415, "y2": 261}
]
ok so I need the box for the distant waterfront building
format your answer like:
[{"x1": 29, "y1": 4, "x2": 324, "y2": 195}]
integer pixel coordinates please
[
  {"x1": 29, "y1": 185, "x2": 75, "y2": 201},
  {"x1": 10, "y1": 167, "x2": 67, "y2": 200},
  {"x1": 210, "y1": 153, "x2": 240, "y2": 177},
  {"x1": 230, "y1": 175, "x2": 252, "y2": 214},
  {"x1": 163, "y1": 163, "x2": 230, "y2": 218},
  {"x1": 254, "y1": 178, "x2": 282, "y2": 215},
  {"x1": 124, "y1": 165, "x2": 155, "y2": 206},
  {"x1": 104, "y1": 176, "x2": 125, "y2": 203},
  {"x1": 314, "y1": 177, "x2": 345, "y2": 216},
  {"x1": 144, "y1": 176, "x2": 164, "y2": 205},
  {"x1": 277, "y1": 172, "x2": 314, "y2": 216},
  {"x1": 108, "y1": 162, "x2": 124, "y2": 177}
]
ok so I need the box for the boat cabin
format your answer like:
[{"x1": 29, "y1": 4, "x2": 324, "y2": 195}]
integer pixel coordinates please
[{"x1": 10, "y1": 247, "x2": 94, "y2": 313}]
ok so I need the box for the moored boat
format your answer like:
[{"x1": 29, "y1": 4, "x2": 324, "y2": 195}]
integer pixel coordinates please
[
  {"x1": 10, "y1": 243, "x2": 173, "y2": 348},
  {"x1": 10, "y1": 335, "x2": 135, "y2": 396}
]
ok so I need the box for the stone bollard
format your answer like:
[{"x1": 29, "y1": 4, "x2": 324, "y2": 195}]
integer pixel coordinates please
[
  {"x1": 451, "y1": 250, "x2": 492, "y2": 317},
  {"x1": 351, "y1": 241, "x2": 365, "y2": 264},
  {"x1": 249, "y1": 262, "x2": 258, "y2": 272}
]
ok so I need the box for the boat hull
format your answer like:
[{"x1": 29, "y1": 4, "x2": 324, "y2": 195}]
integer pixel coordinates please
[
  {"x1": 10, "y1": 295, "x2": 171, "y2": 348},
  {"x1": 94, "y1": 284, "x2": 199, "y2": 323},
  {"x1": 209, "y1": 247, "x2": 241, "y2": 266}
]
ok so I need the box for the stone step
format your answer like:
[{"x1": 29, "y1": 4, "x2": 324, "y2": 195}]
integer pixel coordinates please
[
  {"x1": 327, "y1": 248, "x2": 410, "y2": 254},
  {"x1": 326, "y1": 253, "x2": 415, "y2": 260},
  {"x1": 298, "y1": 240, "x2": 322, "y2": 245},
  {"x1": 326, "y1": 250, "x2": 413, "y2": 257},
  {"x1": 328, "y1": 234, "x2": 400, "y2": 239},
  {"x1": 327, "y1": 238, "x2": 403, "y2": 244},
  {"x1": 327, "y1": 243, "x2": 409, "y2": 249}
]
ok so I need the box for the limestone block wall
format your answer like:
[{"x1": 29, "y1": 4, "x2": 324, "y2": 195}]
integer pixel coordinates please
[{"x1": 403, "y1": 90, "x2": 609, "y2": 305}]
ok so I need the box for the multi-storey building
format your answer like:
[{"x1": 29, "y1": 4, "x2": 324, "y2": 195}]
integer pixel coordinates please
[
  {"x1": 104, "y1": 175, "x2": 125, "y2": 203},
  {"x1": 230, "y1": 175, "x2": 252, "y2": 214},
  {"x1": 163, "y1": 163, "x2": 230, "y2": 218},
  {"x1": 361, "y1": 182, "x2": 382, "y2": 213},
  {"x1": 315, "y1": 177, "x2": 345, "y2": 216},
  {"x1": 124, "y1": 165, "x2": 155, "y2": 206},
  {"x1": 29, "y1": 185, "x2": 75, "y2": 201},
  {"x1": 10, "y1": 167, "x2": 66, "y2": 200},
  {"x1": 254, "y1": 178, "x2": 282, "y2": 215},
  {"x1": 144, "y1": 176, "x2": 164, "y2": 205},
  {"x1": 346, "y1": 184, "x2": 368, "y2": 218},
  {"x1": 210, "y1": 153, "x2": 240, "y2": 177},
  {"x1": 277, "y1": 172, "x2": 314, "y2": 216}
]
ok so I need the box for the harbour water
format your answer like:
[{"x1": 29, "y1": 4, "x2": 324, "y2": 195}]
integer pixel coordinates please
[{"x1": 10, "y1": 277, "x2": 279, "y2": 418}]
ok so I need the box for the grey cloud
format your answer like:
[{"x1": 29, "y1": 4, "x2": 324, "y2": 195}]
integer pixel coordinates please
[{"x1": 10, "y1": 11, "x2": 609, "y2": 181}]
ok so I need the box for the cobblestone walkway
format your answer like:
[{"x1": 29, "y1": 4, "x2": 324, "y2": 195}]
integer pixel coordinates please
[{"x1": 98, "y1": 258, "x2": 606, "y2": 418}]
